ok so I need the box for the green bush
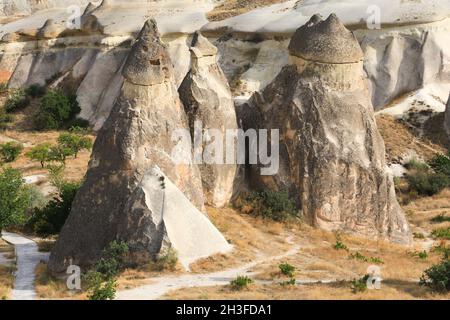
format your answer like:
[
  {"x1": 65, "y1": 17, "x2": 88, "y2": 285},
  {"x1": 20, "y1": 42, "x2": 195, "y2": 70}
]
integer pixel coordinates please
[
  {"x1": 0, "y1": 167, "x2": 30, "y2": 232},
  {"x1": 431, "y1": 214, "x2": 450, "y2": 223},
  {"x1": 280, "y1": 278, "x2": 296, "y2": 286},
  {"x1": 351, "y1": 275, "x2": 369, "y2": 293},
  {"x1": 431, "y1": 227, "x2": 450, "y2": 240},
  {"x1": 33, "y1": 90, "x2": 80, "y2": 130},
  {"x1": 68, "y1": 118, "x2": 90, "y2": 129},
  {"x1": 333, "y1": 240, "x2": 349, "y2": 251},
  {"x1": 429, "y1": 153, "x2": 450, "y2": 177},
  {"x1": 406, "y1": 171, "x2": 449, "y2": 196},
  {"x1": 25, "y1": 84, "x2": 46, "y2": 98},
  {"x1": 230, "y1": 276, "x2": 253, "y2": 290},
  {"x1": 95, "y1": 241, "x2": 130, "y2": 278},
  {"x1": 420, "y1": 257, "x2": 450, "y2": 293},
  {"x1": 279, "y1": 262, "x2": 295, "y2": 277},
  {"x1": 0, "y1": 142, "x2": 23, "y2": 163},
  {"x1": 4, "y1": 89, "x2": 30, "y2": 112},
  {"x1": 149, "y1": 248, "x2": 178, "y2": 272},
  {"x1": 0, "y1": 110, "x2": 14, "y2": 130},
  {"x1": 25, "y1": 182, "x2": 80, "y2": 237},
  {"x1": 405, "y1": 159, "x2": 429, "y2": 171},
  {"x1": 26, "y1": 143, "x2": 52, "y2": 168},
  {"x1": 48, "y1": 144, "x2": 75, "y2": 165},
  {"x1": 235, "y1": 190, "x2": 298, "y2": 222},
  {"x1": 0, "y1": 82, "x2": 8, "y2": 94},
  {"x1": 84, "y1": 271, "x2": 117, "y2": 300},
  {"x1": 84, "y1": 241, "x2": 129, "y2": 300},
  {"x1": 58, "y1": 132, "x2": 93, "y2": 158}
]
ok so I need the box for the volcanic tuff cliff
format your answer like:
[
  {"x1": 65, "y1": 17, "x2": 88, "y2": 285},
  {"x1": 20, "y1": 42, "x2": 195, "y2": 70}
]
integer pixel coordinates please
[
  {"x1": 0, "y1": 1, "x2": 449, "y2": 129},
  {"x1": 48, "y1": 20, "x2": 231, "y2": 273},
  {"x1": 242, "y1": 14, "x2": 411, "y2": 244}
]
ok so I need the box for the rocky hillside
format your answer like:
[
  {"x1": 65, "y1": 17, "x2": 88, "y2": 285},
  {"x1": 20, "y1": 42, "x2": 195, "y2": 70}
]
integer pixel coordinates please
[{"x1": 0, "y1": 0, "x2": 449, "y2": 299}]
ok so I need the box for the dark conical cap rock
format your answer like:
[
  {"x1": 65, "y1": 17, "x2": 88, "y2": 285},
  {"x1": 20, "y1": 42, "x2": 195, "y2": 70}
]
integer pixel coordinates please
[
  {"x1": 289, "y1": 13, "x2": 364, "y2": 64},
  {"x1": 190, "y1": 31, "x2": 218, "y2": 58},
  {"x1": 122, "y1": 19, "x2": 172, "y2": 86}
]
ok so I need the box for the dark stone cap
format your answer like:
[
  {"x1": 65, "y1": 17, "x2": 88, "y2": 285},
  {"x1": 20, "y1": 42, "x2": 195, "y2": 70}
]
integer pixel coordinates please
[
  {"x1": 288, "y1": 13, "x2": 364, "y2": 64},
  {"x1": 122, "y1": 19, "x2": 173, "y2": 86}
]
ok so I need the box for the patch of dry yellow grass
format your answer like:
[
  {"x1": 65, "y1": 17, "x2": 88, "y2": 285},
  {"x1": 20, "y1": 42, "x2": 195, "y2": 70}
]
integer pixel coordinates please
[
  {"x1": 189, "y1": 206, "x2": 291, "y2": 273},
  {"x1": 35, "y1": 262, "x2": 86, "y2": 300},
  {"x1": 207, "y1": 0, "x2": 289, "y2": 21},
  {"x1": 376, "y1": 114, "x2": 446, "y2": 163}
]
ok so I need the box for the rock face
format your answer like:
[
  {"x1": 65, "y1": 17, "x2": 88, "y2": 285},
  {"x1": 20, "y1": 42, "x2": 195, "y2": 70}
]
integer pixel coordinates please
[
  {"x1": 244, "y1": 14, "x2": 411, "y2": 244},
  {"x1": 446, "y1": 93, "x2": 450, "y2": 136},
  {"x1": 48, "y1": 20, "x2": 226, "y2": 273},
  {"x1": 179, "y1": 32, "x2": 237, "y2": 207}
]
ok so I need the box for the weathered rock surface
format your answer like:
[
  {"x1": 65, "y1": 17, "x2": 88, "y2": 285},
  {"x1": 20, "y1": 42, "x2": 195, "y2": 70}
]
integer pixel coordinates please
[
  {"x1": 179, "y1": 32, "x2": 237, "y2": 207},
  {"x1": 243, "y1": 14, "x2": 411, "y2": 244},
  {"x1": 117, "y1": 166, "x2": 231, "y2": 270},
  {"x1": 48, "y1": 20, "x2": 211, "y2": 273},
  {"x1": 446, "y1": 93, "x2": 450, "y2": 137}
]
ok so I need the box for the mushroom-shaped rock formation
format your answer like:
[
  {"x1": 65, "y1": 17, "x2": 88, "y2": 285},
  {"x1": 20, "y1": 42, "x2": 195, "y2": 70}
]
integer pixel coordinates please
[
  {"x1": 179, "y1": 32, "x2": 238, "y2": 207},
  {"x1": 243, "y1": 14, "x2": 411, "y2": 244},
  {"x1": 48, "y1": 20, "x2": 221, "y2": 273},
  {"x1": 289, "y1": 13, "x2": 364, "y2": 64}
]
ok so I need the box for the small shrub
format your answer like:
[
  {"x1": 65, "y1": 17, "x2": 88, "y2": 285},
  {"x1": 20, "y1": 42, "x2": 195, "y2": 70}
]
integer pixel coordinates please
[
  {"x1": 33, "y1": 90, "x2": 80, "y2": 130},
  {"x1": 4, "y1": 89, "x2": 30, "y2": 112},
  {"x1": 413, "y1": 232, "x2": 426, "y2": 239},
  {"x1": 405, "y1": 159, "x2": 428, "y2": 171},
  {"x1": 351, "y1": 275, "x2": 369, "y2": 293},
  {"x1": 0, "y1": 110, "x2": 14, "y2": 130},
  {"x1": 279, "y1": 262, "x2": 295, "y2": 277},
  {"x1": 429, "y1": 153, "x2": 450, "y2": 177},
  {"x1": 48, "y1": 144, "x2": 75, "y2": 165},
  {"x1": 333, "y1": 240, "x2": 349, "y2": 251},
  {"x1": 25, "y1": 181, "x2": 80, "y2": 237},
  {"x1": 431, "y1": 227, "x2": 450, "y2": 240},
  {"x1": 0, "y1": 82, "x2": 8, "y2": 94},
  {"x1": 25, "y1": 84, "x2": 46, "y2": 98},
  {"x1": 280, "y1": 278, "x2": 296, "y2": 286},
  {"x1": 431, "y1": 214, "x2": 450, "y2": 224},
  {"x1": 432, "y1": 244, "x2": 450, "y2": 258},
  {"x1": 349, "y1": 252, "x2": 369, "y2": 262},
  {"x1": 420, "y1": 257, "x2": 450, "y2": 293},
  {"x1": 230, "y1": 276, "x2": 253, "y2": 290},
  {"x1": 85, "y1": 271, "x2": 117, "y2": 300},
  {"x1": 68, "y1": 118, "x2": 90, "y2": 129},
  {"x1": 406, "y1": 171, "x2": 449, "y2": 196},
  {"x1": 410, "y1": 250, "x2": 428, "y2": 260},
  {"x1": 369, "y1": 257, "x2": 384, "y2": 264},
  {"x1": 0, "y1": 142, "x2": 23, "y2": 163},
  {"x1": 95, "y1": 241, "x2": 129, "y2": 278},
  {"x1": 149, "y1": 248, "x2": 178, "y2": 272},
  {"x1": 235, "y1": 190, "x2": 298, "y2": 222}
]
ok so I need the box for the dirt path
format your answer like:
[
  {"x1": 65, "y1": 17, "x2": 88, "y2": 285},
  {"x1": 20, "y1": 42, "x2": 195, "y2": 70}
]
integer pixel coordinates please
[
  {"x1": 116, "y1": 237, "x2": 337, "y2": 300},
  {"x1": 1, "y1": 232, "x2": 49, "y2": 300}
]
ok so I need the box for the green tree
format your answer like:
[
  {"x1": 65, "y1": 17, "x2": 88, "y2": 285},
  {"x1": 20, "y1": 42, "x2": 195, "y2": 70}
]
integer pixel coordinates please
[
  {"x1": 0, "y1": 142, "x2": 23, "y2": 163},
  {"x1": 49, "y1": 144, "x2": 75, "y2": 165},
  {"x1": 26, "y1": 143, "x2": 52, "y2": 168},
  {"x1": 57, "y1": 132, "x2": 93, "y2": 158},
  {"x1": 0, "y1": 167, "x2": 30, "y2": 232},
  {"x1": 33, "y1": 90, "x2": 80, "y2": 130}
]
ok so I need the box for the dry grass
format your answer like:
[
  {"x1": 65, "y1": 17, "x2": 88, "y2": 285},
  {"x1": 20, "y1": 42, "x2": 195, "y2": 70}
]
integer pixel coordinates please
[
  {"x1": 376, "y1": 114, "x2": 447, "y2": 163},
  {"x1": 163, "y1": 281, "x2": 450, "y2": 300},
  {"x1": 35, "y1": 262, "x2": 86, "y2": 300},
  {"x1": 189, "y1": 206, "x2": 291, "y2": 273},
  {"x1": 0, "y1": 265, "x2": 15, "y2": 300},
  {"x1": 36, "y1": 239, "x2": 56, "y2": 253},
  {"x1": 207, "y1": 0, "x2": 289, "y2": 21}
]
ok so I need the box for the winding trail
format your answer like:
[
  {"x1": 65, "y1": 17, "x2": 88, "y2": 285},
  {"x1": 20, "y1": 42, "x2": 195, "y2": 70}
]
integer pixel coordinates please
[
  {"x1": 1, "y1": 232, "x2": 49, "y2": 300},
  {"x1": 116, "y1": 238, "x2": 338, "y2": 300}
]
